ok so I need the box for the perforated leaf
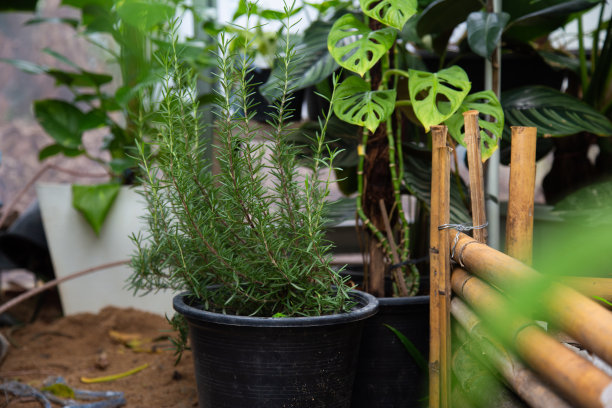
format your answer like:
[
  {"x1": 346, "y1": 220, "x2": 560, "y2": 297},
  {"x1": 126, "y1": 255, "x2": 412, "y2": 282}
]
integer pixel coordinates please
[
  {"x1": 445, "y1": 90, "x2": 504, "y2": 161},
  {"x1": 359, "y1": 0, "x2": 417, "y2": 30},
  {"x1": 333, "y1": 76, "x2": 396, "y2": 133},
  {"x1": 502, "y1": 86, "x2": 612, "y2": 137},
  {"x1": 408, "y1": 66, "x2": 471, "y2": 132},
  {"x1": 327, "y1": 13, "x2": 397, "y2": 76}
]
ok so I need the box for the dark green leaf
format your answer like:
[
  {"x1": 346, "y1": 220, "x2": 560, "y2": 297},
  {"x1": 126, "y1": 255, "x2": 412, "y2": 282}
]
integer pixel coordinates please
[
  {"x1": 466, "y1": 11, "x2": 510, "y2": 59},
  {"x1": 72, "y1": 183, "x2": 121, "y2": 235},
  {"x1": 502, "y1": 86, "x2": 612, "y2": 137},
  {"x1": 333, "y1": 76, "x2": 396, "y2": 132},
  {"x1": 359, "y1": 0, "x2": 417, "y2": 30},
  {"x1": 25, "y1": 17, "x2": 80, "y2": 28},
  {"x1": 553, "y1": 179, "x2": 612, "y2": 225},
  {"x1": 33, "y1": 100, "x2": 97, "y2": 149},
  {"x1": 417, "y1": 0, "x2": 481, "y2": 54},
  {"x1": 38, "y1": 144, "x2": 85, "y2": 160},
  {"x1": 385, "y1": 324, "x2": 428, "y2": 373},
  {"x1": 504, "y1": 0, "x2": 600, "y2": 43},
  {"x1": 327, "y1": 13, "x2": 397, "y2": 77}
]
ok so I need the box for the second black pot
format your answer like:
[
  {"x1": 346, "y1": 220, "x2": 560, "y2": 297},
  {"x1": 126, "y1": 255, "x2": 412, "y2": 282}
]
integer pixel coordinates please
[{"x1": 351, "y1": 295, "x2": 430, "y2": 408}]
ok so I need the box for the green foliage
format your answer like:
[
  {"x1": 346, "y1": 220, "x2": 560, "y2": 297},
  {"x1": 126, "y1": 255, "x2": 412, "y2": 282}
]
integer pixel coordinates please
[
  {"x1": 130, "y1": 17, "x2": 352, "y2": 318},
  {"x1": 466, "y1": 11, "x2": 510, "y2": 59},
  {"x1": 503, "y1": 86, "x2": 612, "y2": 137},
  {"x1": 384, "y1": 324, "x2": 428, "y2": 372},
  {"x1": 408, "y1": 66, "x2": 471, "y2": 132},
  {"x1": 359, "y1": 0, "x2": 417, "y2": 30},
  {"x1": 72, "y1": 183, "x2": 121, "y2": 236},
  {"x1": 446, "y1": 90, "x2": 505, "y2": 161},
  {"x1": 327, "y1": 13, "x2": 397, "y2": 76},
  {"x1": 333, "y1": 76, "x2": 396, "y2": 132}
]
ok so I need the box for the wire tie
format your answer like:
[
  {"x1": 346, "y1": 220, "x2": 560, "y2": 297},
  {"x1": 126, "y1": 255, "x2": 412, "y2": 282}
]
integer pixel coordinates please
[{"x1": 437, "y1": 222, "x2": 488, "y2": 260}]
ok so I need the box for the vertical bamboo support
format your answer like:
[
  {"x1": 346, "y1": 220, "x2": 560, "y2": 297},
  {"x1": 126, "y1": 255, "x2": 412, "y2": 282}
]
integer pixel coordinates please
[
  {"x1": 505, "y1": 126, "x2": 537, "y2": 264},
  {"x1": 464, "y1": 110, "x2": 487, "y2": 244},
  {"x1": 429, "y1": 126, "x2": 451, "y2": 408}
]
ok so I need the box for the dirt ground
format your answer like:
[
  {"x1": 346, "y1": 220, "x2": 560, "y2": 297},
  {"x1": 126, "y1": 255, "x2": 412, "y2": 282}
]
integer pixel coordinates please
[{"x1": 0, "y1": 291, "x2": 198, "y2": 407}]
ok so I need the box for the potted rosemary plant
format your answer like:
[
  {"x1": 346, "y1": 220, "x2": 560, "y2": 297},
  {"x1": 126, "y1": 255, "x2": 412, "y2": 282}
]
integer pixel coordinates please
[{"x1": 129, "y1": 9, "x2": 378, "y2": 408}]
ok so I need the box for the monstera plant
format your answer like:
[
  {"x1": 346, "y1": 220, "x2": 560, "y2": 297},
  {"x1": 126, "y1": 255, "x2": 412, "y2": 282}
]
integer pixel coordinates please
[{"x1": 325, "y1": 0, "x2": 505, "y2": 297}]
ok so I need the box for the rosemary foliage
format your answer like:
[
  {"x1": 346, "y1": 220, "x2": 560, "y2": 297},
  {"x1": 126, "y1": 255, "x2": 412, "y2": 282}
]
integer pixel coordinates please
[{"x1": 129, "y1": 13, "x2": 351, "y2": 318}]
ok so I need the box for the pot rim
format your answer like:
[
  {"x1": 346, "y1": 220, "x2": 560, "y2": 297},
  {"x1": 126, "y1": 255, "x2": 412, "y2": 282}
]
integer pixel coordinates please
[{"x1": 173, "y1": 290, "x2": 378, "y2": 328}]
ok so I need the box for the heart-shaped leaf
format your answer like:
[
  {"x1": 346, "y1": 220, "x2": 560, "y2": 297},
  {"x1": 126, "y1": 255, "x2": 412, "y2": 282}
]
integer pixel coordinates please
[
  {"x1": 327, "y1": 13, "x2": 397, "y2": 77},
  {"x1": 502, "y1": 86, "x2": 612, "y2": 137},
  {"x1": 34, "y1": 100, "x2": 105, "y2": 149},
  {"x1": 466, "y1": 11, "x2": 510, "y2": 59},
  {"x1": 408, "y1": 66, "x2": 471, "y2": 132},
  {"x1": 359, "y1": 0, "x2": 417, "y2": 30},
  {"x1": 72, "y1": 183, "x2": 121, "y2": 235},
  {"x1": 333, "y1": 76, "x2": 396, "y2": 133},
  {"x1": 445, "y1": 90, "x2": 505, "y2": 161}
]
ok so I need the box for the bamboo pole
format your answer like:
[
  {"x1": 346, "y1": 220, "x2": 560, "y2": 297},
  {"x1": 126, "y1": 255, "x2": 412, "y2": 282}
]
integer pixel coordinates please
[
  {"x1": 429, "y1": 125, "x2": 451, "y2": 408},
  {"x1": 463, "y1": 110, "x2": 487, "y2": 244},
  {"x1": 447, "y1": 230, "x2": 612, "y2": 367},
  {"x1": 505, "y1": 126, "x2": 537, "y2": 264},
  {"x1": 452, "y1": 267, "x2": 612, "y2": 408},
  {"x1": 561, "y1": 277, "x2": 612, "y2": 302},
  {"x1": 452, "y1": 297, "x2": 573, "y2": 408}
]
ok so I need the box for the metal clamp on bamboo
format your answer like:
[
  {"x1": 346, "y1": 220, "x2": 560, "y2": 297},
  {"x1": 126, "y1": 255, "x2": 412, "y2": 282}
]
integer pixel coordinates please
[
  {"x1": 446, "y1": 230, "x2": 612, "y2": 368},
  {"x1": 452, "y1": 267, "x2": 612, "y2": 408}
]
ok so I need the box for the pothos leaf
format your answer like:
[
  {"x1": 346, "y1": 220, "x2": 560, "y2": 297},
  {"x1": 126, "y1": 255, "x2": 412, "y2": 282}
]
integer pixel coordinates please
[
  {"x1": 72, "y1": 183, "x2": 121, "y2": 235},
  {"x1": 327, "y1": 13, "x2": 397, "y2": 77},
  {"x1": 333, "y1": 76, "x2": 396, "y2": 132},
  {"x1": 445, "y1": 90, "x2": 505, "y2": 161},
  {"x1": 408, "y1": 66, "x2": 471, "y2": 132},
  {"x1": 359, "y1": 0, "x2": 417, "y2": 30}
]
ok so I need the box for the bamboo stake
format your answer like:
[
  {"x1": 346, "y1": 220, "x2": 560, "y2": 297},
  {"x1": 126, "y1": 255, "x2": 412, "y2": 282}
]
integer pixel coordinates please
[
  {"x1": 463, "y1": 110, "x2": 487, "y2": 244},
  {"x1": 506, "y1": 126, "x2": 537, "y2": 264},
  {"x1": 447, "y1": 230, "x2": 612, "y2": 367},
  {"x1": 452, "y1": 297, "x2": 573, "y2": 408},
  {"x1": 561, "y1": 277, "x2": 612, "y2": 302},
  {"x1": 452, "y1": 267, "x2": 612, "y2": 408},
  {"x1": 429, "y1": 125, "x2": 451, "y2": 408}
]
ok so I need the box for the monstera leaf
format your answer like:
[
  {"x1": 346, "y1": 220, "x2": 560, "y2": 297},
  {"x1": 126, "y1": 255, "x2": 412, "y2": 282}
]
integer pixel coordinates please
[
  {"x1": 503, "y1": 86, "x2": 612, "y2": 137},
  {"x1": 408, "y1": 66, "x2": 471, "y2": 132},
  {"x1": 359, "y1": 0, "x2": 417, "y2": 30},
  {"x1": 445, "y1": 90, "x2": 505, "y2": 161},
  {"x1": 333, "y1": 76, "x2": 396, "y2": 133},
  {"x1": 466, "y1": 11, "x2": 510, "y2": 59},
  {"x1": 327, "y1": 13, "x2": 397, "y2": 77}
]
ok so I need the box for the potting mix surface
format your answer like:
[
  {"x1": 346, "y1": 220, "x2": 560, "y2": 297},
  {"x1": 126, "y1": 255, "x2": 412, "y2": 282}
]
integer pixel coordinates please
[{"x1": 0, "y1": 292, "x2": 198, "y2": 407}]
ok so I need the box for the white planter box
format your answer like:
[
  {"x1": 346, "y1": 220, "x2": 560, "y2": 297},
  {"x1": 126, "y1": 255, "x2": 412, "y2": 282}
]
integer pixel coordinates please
[{"x1": 36, "y1": 183, "x2": 176, "y2": 316}]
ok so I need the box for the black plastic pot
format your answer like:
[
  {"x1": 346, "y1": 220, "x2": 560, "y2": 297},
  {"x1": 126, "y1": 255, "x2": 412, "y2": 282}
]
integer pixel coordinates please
[
  {"x1": 351, "y1": 295, "x2": 430, "y2": 408},
  {"x1": 173, "y1": 290, "x2": 378, "y2": 408}
]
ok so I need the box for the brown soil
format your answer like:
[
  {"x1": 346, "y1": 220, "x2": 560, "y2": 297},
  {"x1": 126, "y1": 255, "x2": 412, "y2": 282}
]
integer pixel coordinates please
[{"x1": 0, "y1": 299, "x2": 198, "y2": 408}]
